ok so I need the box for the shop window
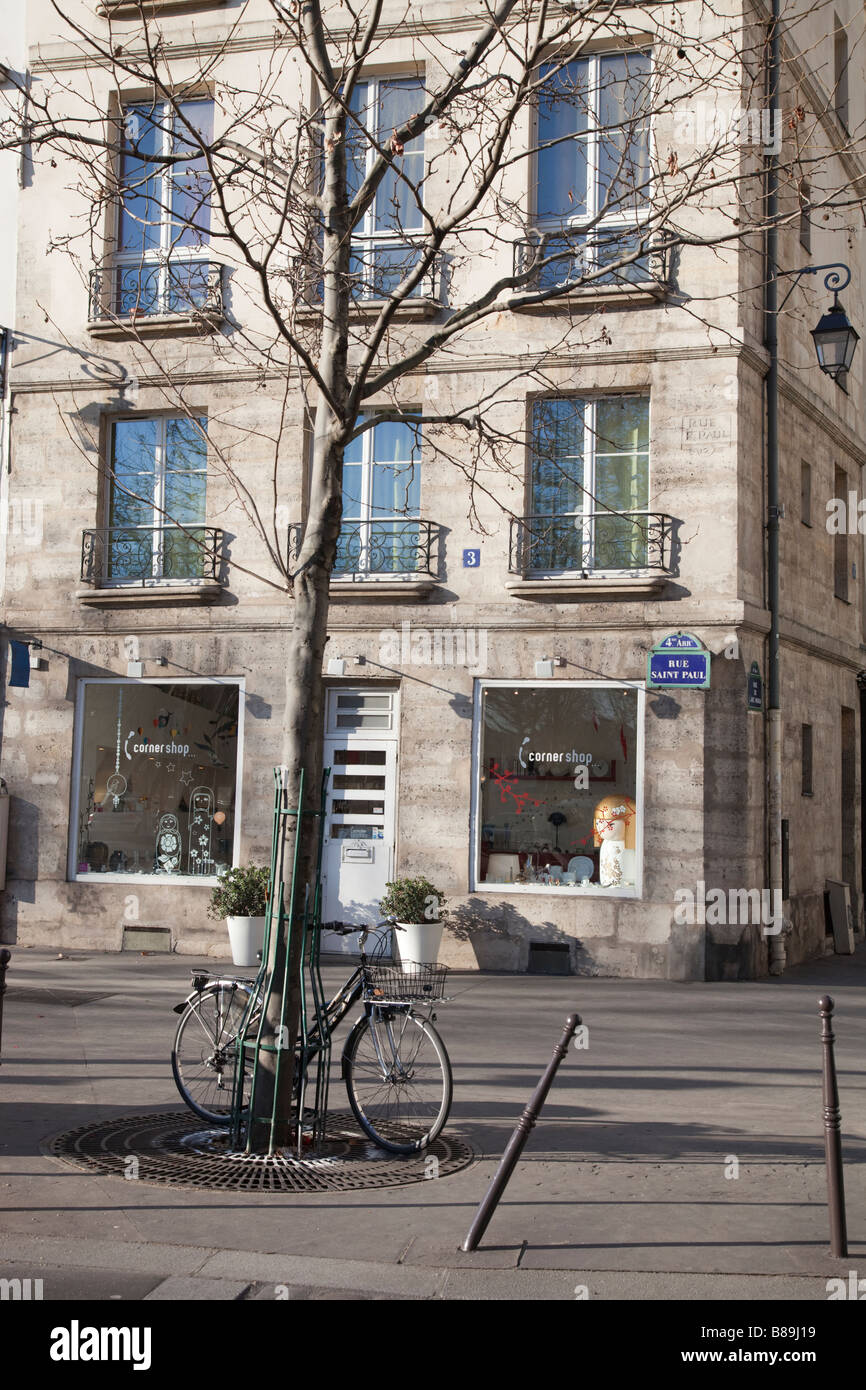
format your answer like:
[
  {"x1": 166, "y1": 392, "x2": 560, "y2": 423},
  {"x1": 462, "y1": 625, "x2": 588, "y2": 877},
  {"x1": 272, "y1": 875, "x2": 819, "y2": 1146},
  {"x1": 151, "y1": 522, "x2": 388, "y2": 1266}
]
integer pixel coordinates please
[
  {"x1": 474, "y1": 681, "x2": 642, "y2": 895},
  {"x1": 72, "y1": 680, "x2": 240, "y2": 880}
]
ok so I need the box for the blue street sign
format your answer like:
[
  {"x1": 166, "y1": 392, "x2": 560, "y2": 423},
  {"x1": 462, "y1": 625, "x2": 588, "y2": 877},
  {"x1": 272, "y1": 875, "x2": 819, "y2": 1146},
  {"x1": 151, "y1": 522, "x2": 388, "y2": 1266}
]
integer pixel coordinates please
[
  {"x1": 462, "y1": 548, "x2": 480, "y2": 568},
  {"x1": 647, "y1": 632, "x2": 711, "y2": 689},
  {"x1": 747, "y1": 661, "x2": 763, "y2": 711}
]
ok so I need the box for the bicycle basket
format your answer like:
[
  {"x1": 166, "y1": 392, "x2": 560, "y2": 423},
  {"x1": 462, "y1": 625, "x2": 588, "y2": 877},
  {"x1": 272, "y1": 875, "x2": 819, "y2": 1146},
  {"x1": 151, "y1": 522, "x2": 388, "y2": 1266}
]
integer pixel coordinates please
[{"x1": 362, "y1": 962, "x2": 448, "y2": 1003}]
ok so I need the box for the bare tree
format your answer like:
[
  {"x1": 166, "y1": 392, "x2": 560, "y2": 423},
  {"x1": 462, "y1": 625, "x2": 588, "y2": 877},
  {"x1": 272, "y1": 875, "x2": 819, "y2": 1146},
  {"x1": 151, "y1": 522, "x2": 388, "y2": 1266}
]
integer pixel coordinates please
[{"x1": 2, "y1": 0, "x2": 863, "y2": 1145}]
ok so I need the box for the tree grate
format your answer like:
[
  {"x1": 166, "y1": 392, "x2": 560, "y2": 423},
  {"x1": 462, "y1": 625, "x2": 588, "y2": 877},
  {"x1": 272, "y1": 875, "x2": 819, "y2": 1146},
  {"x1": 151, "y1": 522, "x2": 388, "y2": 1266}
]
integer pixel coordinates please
[{"x1": 45, "y1": 1110, "x2": 476, "y2": 1193}]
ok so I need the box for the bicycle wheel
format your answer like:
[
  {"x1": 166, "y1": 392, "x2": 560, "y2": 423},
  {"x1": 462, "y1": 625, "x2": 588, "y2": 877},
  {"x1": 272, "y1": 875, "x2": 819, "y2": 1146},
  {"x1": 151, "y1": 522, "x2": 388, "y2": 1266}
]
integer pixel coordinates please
[
  {"x1": 171, "y1": 980, "x2": 258, "y2": 1124},
  {"x1": 343, "y1": 1009, "x2": 452, "y2": 1154}
]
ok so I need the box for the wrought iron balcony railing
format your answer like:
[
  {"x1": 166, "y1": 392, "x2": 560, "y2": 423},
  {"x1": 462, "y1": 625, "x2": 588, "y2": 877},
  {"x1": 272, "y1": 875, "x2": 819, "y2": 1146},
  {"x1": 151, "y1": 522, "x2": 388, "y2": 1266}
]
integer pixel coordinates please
[
  {"x1": 297, "y1": 239, "x2": 442, "y2": 306},
  {"x1": 81, "y1": 526, "x2": 225, "y2": 587},
  {"x1": 513, "y1": 226, "x2": 669, "y2": 294},
  {"x1": 288, "y1": 518, "x2": 440, "y2": 578},
  {"x1": 89, "y1": 258, "x2": 224, "y2": 324},
  {"x1": 509, "y1": 511, "x2": 674, "y2": 577}
]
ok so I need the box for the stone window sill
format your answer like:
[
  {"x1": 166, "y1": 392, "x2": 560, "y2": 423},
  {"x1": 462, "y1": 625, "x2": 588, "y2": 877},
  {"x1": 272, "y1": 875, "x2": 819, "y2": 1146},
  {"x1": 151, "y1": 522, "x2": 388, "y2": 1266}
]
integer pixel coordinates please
[
  {"x1": 77, "y1": 581, "x2": 223, "y2": 605},
  {"x1": 294, "y1": 298, "x2": 441, "y2": 324},
  {"x1": 506, "y1": 574, "x2": 671, "y2": 599},
  {"x1": 510, "y1": 282, "x2": 667, "y2": 313},
  {"x1": 87, "y1": 312, "x2": 222, "y2": 340},
  {"x1": 99, "y1": 0, "x2": 227, "y2": 15},
  {"x1": 328, "y1": 579, "x2": 439, "y2": 600}
]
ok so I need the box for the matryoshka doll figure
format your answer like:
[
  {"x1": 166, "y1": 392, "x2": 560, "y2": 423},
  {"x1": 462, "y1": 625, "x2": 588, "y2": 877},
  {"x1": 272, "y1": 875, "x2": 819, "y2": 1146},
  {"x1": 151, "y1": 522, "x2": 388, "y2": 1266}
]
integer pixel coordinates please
[
  {"x1": 593, "y1": 796, "x2": 637, "y2": 888},
  {"x1": 155, "y1": 812, "x2": 182, "y2": 874}
]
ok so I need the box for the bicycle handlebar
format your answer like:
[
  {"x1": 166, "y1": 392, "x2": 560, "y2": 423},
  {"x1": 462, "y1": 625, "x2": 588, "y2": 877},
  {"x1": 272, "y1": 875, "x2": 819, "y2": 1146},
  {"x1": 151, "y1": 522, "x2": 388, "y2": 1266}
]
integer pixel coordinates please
[{"x1": 322, "y1": 919, "x2": 401, "y2": 935}]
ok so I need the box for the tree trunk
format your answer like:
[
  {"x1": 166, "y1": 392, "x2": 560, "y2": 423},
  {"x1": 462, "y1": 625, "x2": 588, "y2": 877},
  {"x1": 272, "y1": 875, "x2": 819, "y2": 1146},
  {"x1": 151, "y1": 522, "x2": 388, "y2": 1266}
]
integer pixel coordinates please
[{"x1": 246, "y1": 89, "x2": 350, "y2": 1152}]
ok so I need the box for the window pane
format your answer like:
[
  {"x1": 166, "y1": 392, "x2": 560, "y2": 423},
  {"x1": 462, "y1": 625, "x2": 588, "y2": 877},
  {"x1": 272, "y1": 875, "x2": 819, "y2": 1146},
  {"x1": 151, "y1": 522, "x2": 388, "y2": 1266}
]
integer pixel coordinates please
[
  {"x1": 110, "y1": 420, "x2": 157, "y2": 533},
  {"x1": 341, "y1": 462, "x2": 364, "y2": 517},
  {"x1": 166, "y1": 417, "x2": 207, "y2": 469},
  {"x1": 593, "y1": 398, "x2": 649, "y2": 568},
  {"x1": 346, "y1": 81, "x2": 371, "y2": 205},
  {"x1": 371, "y1": 463, "x2": 420, "y2": 516},
  {"x1": 76, "y1": 682, "x2": 239, "y2": 878},
  {"x1": 164, "y1": 472, "x2": 207, "y2": 526},
  {"x1": 170, "y1": 101, "x2": 213, "y2": 247},
  {"x1": 531, "y1": 399, "x2": 585, "y2": 513},
  {"x1": 537, "y1": 60, "x2": 590, "y2": 220},
  {"x1": 118, "y1": 104, "x2": 164, "y2": 254},
  {"x1": 375, "y1": 78, "x2": 424, "y2": 232},
  {"x1": 597, "y1": 53, "x2": 651, "y2": 215},
  {"x1": 478, "y1": 685, "x2": 638, "y2": 891}
]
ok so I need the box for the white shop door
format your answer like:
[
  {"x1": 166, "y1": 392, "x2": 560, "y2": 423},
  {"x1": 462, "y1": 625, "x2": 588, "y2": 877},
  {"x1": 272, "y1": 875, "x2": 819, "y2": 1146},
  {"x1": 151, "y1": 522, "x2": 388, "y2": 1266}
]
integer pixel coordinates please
[{"x1": 320, "y1": 689, "x2": 398, "y2": 956}]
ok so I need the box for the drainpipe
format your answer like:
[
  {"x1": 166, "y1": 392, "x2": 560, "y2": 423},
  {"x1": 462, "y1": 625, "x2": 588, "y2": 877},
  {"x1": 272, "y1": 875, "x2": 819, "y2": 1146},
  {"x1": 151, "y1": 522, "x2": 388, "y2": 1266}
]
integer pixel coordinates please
[{"x1": 765, "y1": 0, "x2": 786, "y2": 974}]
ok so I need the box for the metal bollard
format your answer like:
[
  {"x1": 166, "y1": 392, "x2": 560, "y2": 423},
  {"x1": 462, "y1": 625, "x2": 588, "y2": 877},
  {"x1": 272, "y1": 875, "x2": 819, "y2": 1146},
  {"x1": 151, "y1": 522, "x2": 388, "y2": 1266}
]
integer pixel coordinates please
[
  {"x1": 462, "y1": 1011, "x2": 581, "y2": 1253},
  {"x1": 818, "y1": 995, "x2": 848, "y2": 1257},
  {"x1": 0, "y1": 949, "x2": 10, "y2": 1066}
]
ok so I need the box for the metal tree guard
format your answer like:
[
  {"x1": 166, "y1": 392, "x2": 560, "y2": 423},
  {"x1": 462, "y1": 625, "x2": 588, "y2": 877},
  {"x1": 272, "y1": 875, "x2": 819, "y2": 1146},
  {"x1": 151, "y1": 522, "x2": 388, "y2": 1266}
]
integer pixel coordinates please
[{"x1": 230, "y1": 766, "x2": 331, "y2": 1157}]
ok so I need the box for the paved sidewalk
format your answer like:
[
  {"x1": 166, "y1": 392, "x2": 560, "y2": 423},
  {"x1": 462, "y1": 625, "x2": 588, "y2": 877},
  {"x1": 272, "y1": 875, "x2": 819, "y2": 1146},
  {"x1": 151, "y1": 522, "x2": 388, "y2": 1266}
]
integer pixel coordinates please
[{"x1": 1, "y1": 942, "x2": 864, "y2": 1300}]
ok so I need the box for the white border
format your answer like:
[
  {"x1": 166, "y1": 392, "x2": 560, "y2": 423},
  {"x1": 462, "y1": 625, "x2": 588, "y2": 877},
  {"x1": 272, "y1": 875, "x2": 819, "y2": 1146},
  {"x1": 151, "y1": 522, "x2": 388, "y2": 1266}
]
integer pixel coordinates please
[
  {"x1": 67, "y1": 675, "x2": 245, "y2": 886},
  {"x1": 469, "y1": 678, "x2": 646, "y2": 898}
]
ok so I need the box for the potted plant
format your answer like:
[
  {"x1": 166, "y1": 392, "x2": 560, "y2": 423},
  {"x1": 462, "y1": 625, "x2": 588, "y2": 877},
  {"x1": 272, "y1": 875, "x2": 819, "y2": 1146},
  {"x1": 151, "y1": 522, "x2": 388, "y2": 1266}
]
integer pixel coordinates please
[
  {"x1": 208, "y1": 865, "x2": 270, "y2": 967},
  {"x1": 379, "y1": 877, "x2": 448, "y2": 972}
]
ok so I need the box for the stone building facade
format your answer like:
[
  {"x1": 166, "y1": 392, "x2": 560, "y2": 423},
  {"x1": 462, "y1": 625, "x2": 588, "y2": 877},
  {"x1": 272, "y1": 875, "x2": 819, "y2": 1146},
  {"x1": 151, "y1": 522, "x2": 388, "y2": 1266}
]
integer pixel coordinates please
[{"x1": 0, "y1": 0, "x2": 864, "y2": 978}]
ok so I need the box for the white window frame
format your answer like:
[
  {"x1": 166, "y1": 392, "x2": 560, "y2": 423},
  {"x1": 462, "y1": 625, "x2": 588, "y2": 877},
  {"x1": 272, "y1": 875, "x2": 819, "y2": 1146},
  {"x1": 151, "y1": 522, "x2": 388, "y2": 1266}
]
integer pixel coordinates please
[
  {"x1": 115, "y1": 98, "x2": 214, "y2": 313},
  {"x1": 333, "y1": 413, "x2": 422, "y2": 581},
  {"x1": 107, "y1": 414, "x2": 208, "y2": 586},
  {"x1": 469, "y1": 679, "x2": 646, "y2": 898},
  {"x1": 529, "y1": 394, "x2": 652, "y2": 577},
  {"x1": 348, "y1": 74, "x2": 429, "y2": 300},
  {"x1": 67, "y1": 676, "x2": 245, "y2": 885},
  {"x1": 534, "y1": 48, "x2": 653, "y2": 277}
]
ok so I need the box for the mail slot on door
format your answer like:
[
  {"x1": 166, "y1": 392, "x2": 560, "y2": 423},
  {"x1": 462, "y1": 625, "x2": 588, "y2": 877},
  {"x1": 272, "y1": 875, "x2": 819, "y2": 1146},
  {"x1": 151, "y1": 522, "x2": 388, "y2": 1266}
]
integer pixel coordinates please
[{"x1": 342, "y1": 842, "x2": 375, "y2": 863}]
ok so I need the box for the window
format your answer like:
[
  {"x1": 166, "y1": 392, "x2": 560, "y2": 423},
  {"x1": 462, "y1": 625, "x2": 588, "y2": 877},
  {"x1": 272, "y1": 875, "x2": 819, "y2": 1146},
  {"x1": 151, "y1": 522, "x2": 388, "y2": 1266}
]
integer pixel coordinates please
[
  {"x1": 801, "y1": 460, "x2": 812, "y2": 525},
  {"x1": 338, "y1": 416, "x2": 422, "y2": 575},
  {"x1": 802, "y1": 723, "x2": 813, "y2": 796},
  {"x1": 111, "y1": 99, "x2": 214, "y2": 317},
  {"x1": 834, "y1": 464, "x2": 848, "y2": 599},
  {"x1": 535, "y1": 50, "x2": 652, "y2": 287},
  {"x1": 474, "y1": 681, "x2": 642, "y2": 896},
  {"x1": 107, "y1": 416, "x2": 209, "y2": 583},
  {"x1": 798, "y1": 179, "x2": 811, "y2": 253},
  {"x1": 71, "y1": 680, "x2": 241, "y2": 881},
  {"x1": 834, "y1": 16, "x2": 849, "y2": 131},
  {"x1": 346, "y1": 76, "x2": 427, "y2": 299},
  {"x1": 527, "y1": 396, "x2": 650, "y2": 572}
]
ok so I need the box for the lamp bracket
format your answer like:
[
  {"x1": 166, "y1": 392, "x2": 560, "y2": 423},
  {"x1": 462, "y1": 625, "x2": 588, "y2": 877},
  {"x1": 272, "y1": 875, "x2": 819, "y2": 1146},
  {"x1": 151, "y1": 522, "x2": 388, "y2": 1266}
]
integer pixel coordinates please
[{"x1": 777, "y1": 261, "x2": 851, "y2": 312}]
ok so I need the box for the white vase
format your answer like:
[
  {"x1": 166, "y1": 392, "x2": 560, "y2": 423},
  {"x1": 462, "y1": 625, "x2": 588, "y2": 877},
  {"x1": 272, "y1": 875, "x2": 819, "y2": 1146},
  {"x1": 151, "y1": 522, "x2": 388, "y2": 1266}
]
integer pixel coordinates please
[
  {"x1": 226, "y1": 915, "x2": 266, "y2": 968},
  {"x1": 395, "y1": 920, "x2": 444, "y2": 973}
]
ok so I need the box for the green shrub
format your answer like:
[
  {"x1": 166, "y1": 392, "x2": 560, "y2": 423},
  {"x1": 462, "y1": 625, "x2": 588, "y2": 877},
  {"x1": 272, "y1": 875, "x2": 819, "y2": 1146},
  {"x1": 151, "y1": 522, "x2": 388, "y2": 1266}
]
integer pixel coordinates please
[
  {"x1": 208, "y1": 865, "x2": 270, "y2": 920},
  {"x1": 379, "y1": 876, "x2": 448, "y2": 924}
]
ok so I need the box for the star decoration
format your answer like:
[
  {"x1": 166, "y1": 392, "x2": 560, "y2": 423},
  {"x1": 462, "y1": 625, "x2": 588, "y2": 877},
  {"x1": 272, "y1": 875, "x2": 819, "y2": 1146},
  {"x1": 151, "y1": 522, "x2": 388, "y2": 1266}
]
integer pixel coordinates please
[
  {"x1": 167, "y1": 763, "x2": 175, "y2": 772},
  {"x1": 179, "y1": 770, "x2": 193, "y2": 785}
]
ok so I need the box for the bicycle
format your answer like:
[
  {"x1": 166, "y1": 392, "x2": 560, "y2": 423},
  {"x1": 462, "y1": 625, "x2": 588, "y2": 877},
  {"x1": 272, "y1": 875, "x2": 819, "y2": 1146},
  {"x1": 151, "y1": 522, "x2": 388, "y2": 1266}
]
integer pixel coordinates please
[{"x1": 170, "y1": 920, "x2": 453, "y2": 1154}]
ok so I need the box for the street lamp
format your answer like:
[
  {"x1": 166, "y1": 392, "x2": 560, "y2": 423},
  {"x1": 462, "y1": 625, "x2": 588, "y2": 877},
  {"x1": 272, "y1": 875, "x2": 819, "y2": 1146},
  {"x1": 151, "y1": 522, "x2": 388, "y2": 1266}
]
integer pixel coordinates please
[
  {"x1": 779, "y1": 263, "x2": 859, "y2": 383},
  {"x1": 811, "y1": 295, "x2": 859, "y2": 381}
]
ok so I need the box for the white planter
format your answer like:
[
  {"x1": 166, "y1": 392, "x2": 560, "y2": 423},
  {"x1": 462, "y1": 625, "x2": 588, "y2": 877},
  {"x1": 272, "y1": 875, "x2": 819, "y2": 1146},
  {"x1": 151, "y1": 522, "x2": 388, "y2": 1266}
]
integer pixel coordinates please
[
  {"x1": 395, "y1": 919, "x2": 444, "y2": 973},
  {"x1": 226, "y1": 915, "x2": 266, "y2": 968}
]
